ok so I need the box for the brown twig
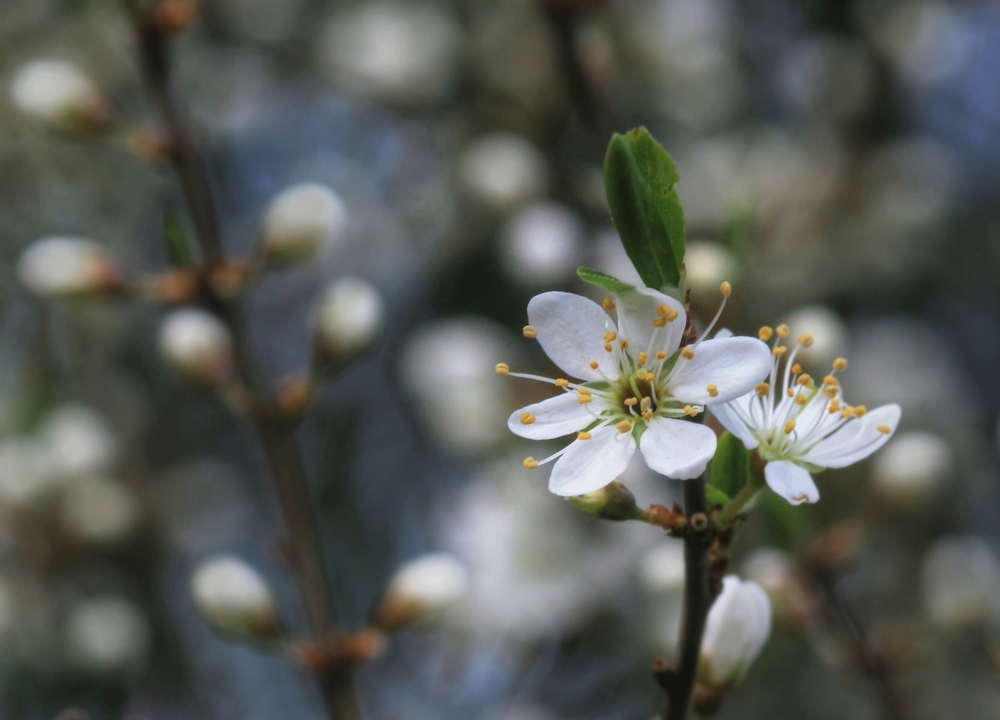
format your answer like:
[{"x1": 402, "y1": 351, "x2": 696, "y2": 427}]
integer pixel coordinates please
[{"x1": 124, "y1": 5, "x2": 359, "y2": 719}]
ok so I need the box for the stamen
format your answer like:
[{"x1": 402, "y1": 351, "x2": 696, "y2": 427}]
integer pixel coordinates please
[
  {"x1": 578, "y1": 431, "x2": 592, "y2": 440},
  {"x1": 554, "y1": 378, "x2": 569, "y2": 387},
  {"x1": 706, "y1": 383, "x2": 719, "y2": 398},
  {"x1": 522, "y1": 325, "x2": 537, "y2": 339},
  {"x1": 841, "y1": 406, "x2": 854, "y2": 419},
  {"x1": 791, "y1": 363, "x2": 802, "y2": 375},
  {"x1": 495, "y1": 363, "x2": 509, "y2": 375},
  {"x1": 681, "y1": 347, "x2": 694, "y2": 360},
  {"x1": 604, "y1": 343, "x2": 613, "y2": 352},
  {"x1": 823, "y1": 385, "x2": 839, "y2": 398},
  {"x1": 720, "y1": 281, "x2": 732, "y2": 297},
  {"x1": 645, "y1": 371, "x2": 655, "y2": 381},
  {"x1": 794, "y1": 393, "x2": 806, "y2": 405},
  {"x1": 624, "y1": 398, "x2": 638, "y2": 407},
  {"x1": 853, "y1": 405, "x2": 867, "y2": 418},
  {"x1": 590, "y1": 360, "x2": 599, "y2": 369},
  {"x1": 772, "y1": 346, "x2": 786, "y2": 356},
  {"x1": 786, "y1": 388, "x2": 794, "y2": 397},
  {"x1": 619, "y1": 339, "x2": 629, "y2": 349},
  {"x1": 683, "y1": 405, "x2": 698, "y2": 417},
  {"x1": 776, "y1": 324, "x2": 789, "y2": 338},
  {"x1": 602, "y1": 297, "x2": 616, "y2": 310},
  {"x1": 798, "y1": 333, "x2": 814, "y2": 348},
  {"x1": 832, "y1": 357, "x2": 848, "y2": 371},
  {"x1": 642, "y1": 411, "x2": 653, "y2": 420},
  {"x1": 656, "y1": 350, "x2": 666, "y2": 360},
  {"x1": 876, "y1": 425, "x2": 891, "y2": 434},
  {"x1": 603, "y1": 331, "x2": 617, "y2": 342},
  {"x1": 578, "y1": 395, "x2": 593, "y2": 404},
  {"x1": 640, "y1": 397, "x2": 652, "y2": 414},
  {"x1": 616, "y1": 420, "x2": 632, "y2": 433},
  {"x1": 784, "y1": 420, "x2": 796, "y2": 434},
  {"x1": 756, "y1": 382, "x2": 770, "y2": 397},
  {"x1": 823, "y1": 375, "x2": 838, "y2": 386},
  {"x1": 797, "y1": 374, "x2": 812, "y2": 386},
  {"x1": 637, "y1": 352, "x2": 648, "y2": 366},
  {"x1": 523, "y1": 457, "x2": 538, "y2": 469},
  {"x1": 652, "y1": 317, "x2": 667, "y2": 327},
  {"x1": 520, "y1": 412, "x2": 535, "y2": 425},
  {"x1": 656, "y1": 304, "x2": 678, "y2": 321},
  {"x1": 576, "y1": 387, "x2": 590, "y2": 395},
  {"x1": 758, "y1": 326, "x2": 774, "y2": 341},
  {"x1": 828, "y1": 400, "x2": 840, "y2": 413}
]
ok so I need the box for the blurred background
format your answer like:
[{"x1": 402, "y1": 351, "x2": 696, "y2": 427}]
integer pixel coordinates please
[{"x1": 1, "y1": 0, "x2": 1000, "y2": 718}]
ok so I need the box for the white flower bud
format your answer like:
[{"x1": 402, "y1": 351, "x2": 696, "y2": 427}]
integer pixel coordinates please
[
  {"x1": 699, "y1": 576, "x2": 772, "y2": 690},
  {"x1": 260, "y1": 183, "x2": 347, "y2": 262},
  {"x1": 42, "y1": 404, "x2": 118, "y2": 479},
  {"x1": 10, "y1": 60, "x2": 110, "y2": 134},
  {"x1": 684, "y1": 240, "x2": 738, "y2": 303},
  {"x1": 921, "y1": 536, "x2": 1000, "y2": 629},
  {"x1": 640, "y1": 540, "x2": 686, "y2": 658},
  {"x1": 0, "y1": 439, "x2": 58, "y2": 509},
  {"x1": 190, "y1": 555, "x2": 281, "y2": 640},
  {"x1": 314, "y1": 277, "x2": 383, "y2": 362},
  {"x1": 374, "y1": 553, "x2": 469, "y2": 630},
  {"x1": 499, "y1": 203, "x2": 585, "y2": 287},
  {"x1": 65, "y1": 596, "x2": 151, "y2": 675},
  {"x1": 783, "y1": 305, "x2": 847, "y2": 370},
  {"x1": 159, "y1": 309, "x2": 233, "y2": 385},
  {"x1": 457, "y1": 133, "x2": 549, "y2": 213},
  {"x1": 60, "y1": 476, "x2": 141, "y2": 547},
  {"x1": 872, "y1": 431, "x2": 952, "y2": 508},
  {"x1": 17, "y1": 237, "x2": 122, "y2": 299},
  {"x1": 640, "y1": 541, "x2": 686, "y2": 596}
]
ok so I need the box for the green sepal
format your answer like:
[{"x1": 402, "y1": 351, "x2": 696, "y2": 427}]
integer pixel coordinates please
[
  {"x1": 576, "y1": 266, "x2": 635, "y2": 294},
  {"x1": 705, "y1": 485, "x2": 731, "y2": 509},
  {"x1": 603, "y1": 127, "x2": 686, "y2": 291},
  {"x1": 709, "y1": 431, "x2": 751, "y2": 500}
]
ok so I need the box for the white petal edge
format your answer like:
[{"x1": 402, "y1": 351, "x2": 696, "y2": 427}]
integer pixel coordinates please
[
  {"x1": 615, "y1": 287, "x2": 686, "y2": 359},
  {"x1": 527, "y1": 292, "x2": 615, "y2": 381},
  {"x1": 764, "y1": 460, "x2": 819, "y2": 505},
  {"x1": 639, "y1": 417, "x2": 717, "y2": 480},
  {"x1": 507, "y1": 392, "x2": 597, "y2": 440},
  {"x1": 802, "y1": 404, "x2": 901, "y2": 469},
  {"x1": 710, "y1": 396, "x2": 760, "y2": 450},
  {"x1": 667, "y1": 337, "x2": 772, "y2": 405},
  {"x1": 548, "y1": 424, "x2": 636, "y2": 496}
]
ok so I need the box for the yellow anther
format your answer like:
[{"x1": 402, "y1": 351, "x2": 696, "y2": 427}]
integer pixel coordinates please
[
  {"x1": 616, "y1": 420, "x2": 632, "y2": 433},
  {"x1": 758, "y1": 326, "x2": 774, "y2": 341},
  {"x1": 823, "y1": 385, "x2": 839, "y2": 399},
  {"x1": 876, "y1": 424, "x2": 891, "y2": 434},
  {"x1": 637, "y1": 352, "x2": 648, "y2": 366},
  {"x1": 495, "y1": 362, "x2": 509, "y2": 376},
  {"x1": 652, "y1": 317, "x2": 667, "y2": 327},
  {"x1": 706, "y1": 384, "x2": 719, "y2": 398},
  {"x1": 645, "y1": 371, "x2": 655, "y2": 381},
  {"x1": 720, "y1": 281, "x2": 732, "y2": 298},
  {"x1": 841, "y1": 406, "x2": 854, "y2": 419},
  {"x1": 578, "y1": 395, "x2": 593, "y2": 404},
  {"x1": 755, "y1": 382, "x2": 770, "y2": 397},
  {"x1": 603, "y1": 331, "x2": 617, "y2": 342},
  {"x1": 619, "y1": 339, "x2": 629, "y2": 349},
  {"x1": 656, "y1": 304, "x2": 678, "y2": 321},
  {"x1": 624, "y1": 398, "x2": 638, "y2": 407},
  {"x1": 684, "y1": 405, "x2": 698, "y2": 417},
  {"x1": 602, "y1": 297, "x2": 616, "y2": 311},
  {"x1": 640, "y1": 397, "x2": 652, "y2": 414},
  {"x1": 798, "y1": 333, "x2": 814, "y2": 348},
  {"x1": 656, "y1": 350, "x2": 666, "y2": 360},
  {"x1": 828, "y1": 399, "x2": 840, "y2": 413},
  {"x1": 776, "y1": 324, "x2": 789, "y2": 338},
  {"x1": 681, "y1": 347, "x2": 695, "y2": 360},
  {"x1": 772, "y1": 346, "x2": 786, "y2": 356},
  {"x1": 590, "y1": 360, "x2": 599, "y2": 370},
  {"x1": 786, "y1": 388, "x2": 794, "y2": 397},
  {"x1": 823, "y1": 375, "x2": 838, "y2": 386},
  {"x1": 791, "y1": 363, "x2": 802, "y2": 375},
  {"x1": 642, "y1": 411, "x2": 653, "y2": 420},
  {"x1": 604, "y1": 343, "x2": 613, "y2": 352},
  {"x1": 576, "y1": 387, "x2": 591, "y2": 396},
  {"x1": 797, "y1": 374, "x2": 812, "y2": 386},
  {"x1": 554, "y1": 378, "x2": 569, "y2": 387},
  {"x1": 783, "y1": 420, "x2": 796, "y2": 434},
  {"x1": 832, "y1": 357, "x2": 848, "y2": 371},
  {"x1": 577, "y1": 431, "x2": 592, "y2": 440},
  {"x1": 523, "y1": 457, "x2": 538, "y2": 469},
  {"x1": 794, "y1": 393, "x2": 806, "y2": 405},
  {"x1": 520, "y1": 411, "x2": 535, "y2": 425},
  {"x1": 853, "y1": 405, "x2": 867, "y2": 418},
  {"x1": 522, "y1": 325, "x2": 537, "y2": 339}
]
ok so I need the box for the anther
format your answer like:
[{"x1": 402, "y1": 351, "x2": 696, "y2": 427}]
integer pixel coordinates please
[
  {"x1": 798, "y1": 333, "x2": 814, "y2": 348},
  {"x1": 602, "y1": 297, "x2": 616, "y2": 311},
  {"x1": 656, "y1": 351, "x2": 666, "y2": 360},
  {"x1": 652, "y1": 317, "x2": 667, "y2": 327},
  {"x1": 522, "y1": 325, "x2": 537, "y2": 339},
  {"x1": 577, "y1": 431, "x2": 592, "y2": 440},
  {"x1": 772, "y1": 346, "x2": 786, "y2": 356},
  {"x1": 823, "y1": 375, "x2": 838, "y2": 386},
  {"x1": 642, "y1": 411, "x2": 653, "y2": 420},
  {"x1": 755, "y1": 382, "x2": 770, "y2": 397},
  {"x1": 794, "y1": 393, "x2": 806, "y2": 405},
  {"x1": 616, "y1": 420, "x2": 632, "y2": 433},
  {"x1": 603, "y1": 331, "x2": 617, "y2": 342},
  {"x1": 554, "y1": 378, "x2": 569, "y2": 387},
  {"x1": 684, "y1": 405, "x2": 698, "y2": 417},
  {"x1": 823, "y1": 385, "x2": 839, "y2": 399},
  {"x1": 619, "y1": 339, "x2": 629, "y2": 349},
  {"x1": 578, "y1": 395, "x2": 593, "y2": 404},
  {"x1": 784, "y1": 420, "x2": 796, "y2": 434},
  {"x1": 523, "y1": 457, "x2": 538, "y2": 469},
  {"x1": 720, "y1": 281, "x2": 732, "y2": 298},
  {"x1": 853, "y1": 405, "x2": 867, "y2": 418},
  {"x1": 832, "y1": 357, "x2": 848, "y2": 371},
  {"x1": 640, "y1": 397, "x2": 652, "y2": 414},
  {"x1": 604, "y1": 343, "x2": 613, "y2": 352},
  {"x1": 624, "y1": 398, "x2": 638, "y2": 407},
  {"x1": 876, "y1": 425, "x2": 891, "y2": 434},
  {"x1": 645, "y1": 371, "x2": 655, "y2": 381},
  {"x1": 576, "y1": 387, "x2": 590, "y2": 395},
  {"x1": 656, "y1": 304, "x2": 678, "y2": 321},
  {"x1": 786, "y1": 388, "x2": 794, "y2": 397},
  {"x1": 776, "y1": 324, "x2": 789, "y2": 338},
  {"x1": 637, "y1": 352, "x2": 648, "y2": 366},
  {"x1": 706, "y1": 383, "x2": 719, "y2": 398},
  {"x1": 495, "y1": 363, "x2": 509, "y2": 376},
  {"x1": 841, "y1": 406, "x2": 854, "y2": 419},
  {"x1": 520, "y1": 412, "x2": 535, "y2": 425},
  {"x1": 791, "y1": 364, "x2": 802, "y2": 375},
  {"x1": 681, "y1": 347, "x2": 695, "y2": 360},
  {"x1": 797, "y1": 374, "x2": 812, "y2": 386},
  {"x1": 828, "y1": 400, "x2": 840, "y2": 413},
  {"x1": 590, "y1": 360, "x2": 599, "y2": 369},
  {"x1": 758, "y1": 326, "x2": 774, "y2": 341}
]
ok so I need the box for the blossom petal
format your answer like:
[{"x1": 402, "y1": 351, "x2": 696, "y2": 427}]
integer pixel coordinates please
[
  {"x1": 508, "y1": 392, "x2": 597, "y2": 440},
  {"x1": 639, "y1": 417, "x2": 717, "y2": 480},
  {"x1": 802, "y1": 404, "x2": 901, "y2": 469},
  {"x1": 548, "y1": 425, "x2": 636, "y2": 496},
  {"x1": 764, "y1": 461, "x2": 819, "y2": 505},
  {"x1": 667, "y1": 337, "x2": 772, "y2": 405},
  {"x1": 710, "y1": 395, "x2": 760, "y2": 450},
  {"x1": 616, "y1": 288, "x2": 686, "y2": 358},
  {"x1": 528, "y1": 292, "x2": 615, "y2": 381}
]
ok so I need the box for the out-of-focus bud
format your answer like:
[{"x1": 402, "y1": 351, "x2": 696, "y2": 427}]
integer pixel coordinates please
[
  {"x1": 0, "y1": 439, "x2": 57, "y2": 509},
  {"x1": 159, "y1": 309, "x2": 233, "y2": 386},
  {"x1": 260, "y1": 183, "x2": 347, "y2": 263},
  {"x1": 17, "y1": 237, "x2": 122, "y2": 299},
  {"x1": 499, "y1": 203, "x2": 585, "y2": 288},
  {"x1": 694, "y1": 575, "x2": 772, "y2": 715},
  {"x1": 921, "y1": 536, "x2": 1000, "y2": 630},
  {"x1": 59, "y1": 476, "x2": 141, "y2": 547},
  {"x1": 313, "y1": 277, "x2": 383, "y2": 364},
  {"x1": 65, "y1": 596, "x2": 152, "y2": 676},
  {"x1": 151, "y1": 0, "x2": 200, "y2": 35},
  {"x1": 43, "y1": 405, "x2": 118, "y2": 479},
  {"x1": 10, "y1": 60, "x2": 110, "y2": 134},
  {"x1": 782, "y1": 305, "x2": 847, "y2": 371},
  {"x1": 373, "y1": 553, "x2": 469, "y2": 631},
  {"x1": 684, "y1": 240, "x2": 738, "y2": 309},
  {"x1": 190, "y1": 555, "x2": 281, "y2": 640},
  {"x1": 640, "y1": 541, "x2": 686, "y2": 657},
  {"x1": 742, "y1": 548, "x2": 816, "y2": 626},
  {"x1": 457, "y1": 133, "x2": 549, "y2": 213},
  {"x1": 871, "y1": 431, "x2": 952, "y2": 508},
  {"x1": 568, "y1": 480, "x2": 643, "y2": 521}
]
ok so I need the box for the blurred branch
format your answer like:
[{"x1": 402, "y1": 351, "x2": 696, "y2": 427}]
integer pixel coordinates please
[{"x1": 123, "y1": 5, "x2": 359, "y2": 719}]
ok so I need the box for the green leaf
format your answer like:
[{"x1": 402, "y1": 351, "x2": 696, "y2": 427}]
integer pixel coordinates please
[
  {"x1": 603, "y1": 128, "x2": 686, "y2": 290},
  {"x1": 705, "y1": 485, "x2": 731, "y2": 509},
  {"x1": 709, "y1": 431, "x2": 751, "y2": 500},
  {"x1": 576, "y1": 266, "x2": 635, "y2": 294},
  {"x1": 759, "y1": 489, "x2": 811, "y2": 551},
  {"x1": 162, "y1": 211, "x2": 195, "y2": 268}
]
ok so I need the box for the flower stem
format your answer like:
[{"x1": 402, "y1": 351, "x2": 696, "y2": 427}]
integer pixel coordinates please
[
  {"x1": 125, "y1": 8, "x2": 359, "y2": 719},
  {"x1": 715, "y1": 474, "x2": 764, "y2": 528}
]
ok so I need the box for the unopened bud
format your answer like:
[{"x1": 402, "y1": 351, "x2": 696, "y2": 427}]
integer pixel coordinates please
[
  {"x1": 567, "y1": 479, "x2": 642, "y2": 521},
  {"x1": 17, "y1": 237, "x2": 122, "y2": 299},
  {"x1": 59, "y1": 476, "x2": 141, "y2": 547},
  {"x1": 190, "y1": 555, "x2": 281, "y2": 640},
  {"x1": 151, "y1": 0, "x2": 200, "y2": 34},
  {"x1": 314, "y1": 277, "x2": 383, "y2": 363},
  {"x1": 373, "y1": 553, "x2": 468, "y2": 631},
  {"x1": 872, "y1": 431, "x2": 952, "y2": 509},
  {"x1": 159, "y1": 309, "x2": 233, "y2": 385},
  {"x1": 261, "y1": 184, "x2": 347, "y2": 262},
  {"x1": 65, "y1": 596, "x2": 151, "y2": 676},
  {"x1": 11, "y1": 60, "x2": 110, "y2": 134}
]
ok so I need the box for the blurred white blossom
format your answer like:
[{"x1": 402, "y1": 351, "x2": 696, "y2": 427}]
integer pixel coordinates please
[
  {"x1": 499, "y1": 203, "x2": 585, "y2": 288},
  {"x1": 64, "y1": 596, "x2": 151, "y2": 675},
  {"x1": 314, "y1": 277, "x2": 383, "y2": 363},
  {"x1": 872, "y1": 431, "x2": 953, "y2": 508},
  {"x1": 261, "y1": 183, "x2": 348, "y2": 262},
  {"x1": 11, "y1": 59, "x2": 108, "y2": 133},
  {"x1": 456, "y1": 133, "x2": 549, "y2": 213},
  {"x1": 191, "y1": 555, "x2": 280, "y2": 640},
  {"x1": 17, "y1": 237, "x2": 121, "y2": 299}
]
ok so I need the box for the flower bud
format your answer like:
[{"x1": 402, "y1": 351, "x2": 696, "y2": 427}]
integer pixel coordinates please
[
  {"x1": 59, "y1": 476, "x2": 142, "y2": 547},
  {"x1": 11, "y1": 60, "x2": 110, "y2": 134},
  {"x1": 314, "y1": 277, "x2": 383, "y2": 363},
  {"x1": 782, "y1": 305, "x2": 847, "y2": 370},
  {"x1": 457, "y1": 133, "x2": 549, "y2": 213},
  {"x1": 190, "y1": 555, "x2": 281, "y2": 640},
  {"x1": 499, "y1": 203, "x2": 585, "y2": 288},
  {"x1": 373, "y1": 553, "x2": 469, "y2": 631},
  {"x1": 17, "y1": 237, "x2": 122, "y2": 299},
  {"x1": 568, "y1": 480, "x2": 643, "y2": 521},
  {"x1": 260, "y1": 183, "x2": 347, "y2": 262},
  {"x1": 65, "y1": 596, "x2": 151, "y2": 676},
  {"x1": 43, "y1": 404, "x2": 118, "y2": 479},
  {"x1": 159, "y1": 309, "x2": 233, "y2": 386},
  {"x1": 685, "y1": 240, "x2": 738, "y2": 307},
  {"x1": 695, "y1": 576, "x2": 772, "y2": 715},
  {"x1": 921, "y1": 536, "x2": 1000, "y2": 630},
  {"x1": 871, "y1": 431, "x2": 952, "y2": 508}
]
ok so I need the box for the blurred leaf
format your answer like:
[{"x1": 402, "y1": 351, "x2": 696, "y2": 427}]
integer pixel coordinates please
[
  {"x1": 576, "y1": 266, "x2": 635, "y2": 294},
  {"x1": 759, "y1": 487, "x2": 811, "y2": 551},
  {"x1": 603, "y1": 127, "x2": 685, "y2": 290},
  {"x1": 705, "y1": 485, "x2": 731, "y2": 508},
  {"x1": 708, "y1": 431, "x2": 750, "y2": 499},
  {"x1": 163, "y1": 211, "x2": 194, "y2": 268}
]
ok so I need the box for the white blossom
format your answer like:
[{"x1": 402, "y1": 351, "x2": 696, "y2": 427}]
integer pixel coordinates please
[
  {"x1": 699, "y1": 575, "x2": 772, "y2": 687},
  {"x1": 10, "y1": 60, "x2": 109, "y2": 133},
  {"x1": 159, "y1": 309, "x2": 233, "y2": 385},
  {"x1": 60, "y1": 476, "x2": 141, "y2": 547},
  {"x1": 872, "y1": 431, "x2": 952, "y2": 507},
  {"x1": 499, "y1": 203, "x2": 585, "y2": 287},
  {"x1": 42, "y1": 404, "x2": 118, "y2": 479},
  {"x1": 17, "y1": 237, "x2": 121, "y2": 299},
  {"x1": 711, "y1": 325, "x2": 900, "y2": 505},
  {"x1": 457, "y1": 133, "x2": 549, "y2": 212},
  {"x1": 314, "y1": 277, "x2": 383, "y2": 361},
  {"x1": 921, "y1": 536, "x2": 1000, "y2": 629},
  {"x1": 375, "y1": 553, "x2": 469, "y2": 629},
  {"x1": 190, "y1": 555, "x2": 279, "y2": 639},
  {"x1": 65, "y1": 596, "x2": 151, "y2": 675},
  {"x1": 260, "y1": 183, "x2": 347, "y2": 261},
  {"x1": 501, "y1": 286, "x2": 771, "y2": 496}
]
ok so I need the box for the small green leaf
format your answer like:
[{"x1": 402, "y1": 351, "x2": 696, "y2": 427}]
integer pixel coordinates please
[
  {"x1": 705, "y1": 485, "x2": 731, "y2": 508},
  {"x1": 163, "y1": 211, "x2": 194, "y2": 268},
  {"x1": 709, "y1": 431, "x2": 751, "y2": 500},
  {"x1": 623, "y1": 127, "x2": 686, "y2": 270},
  {"x1": 576, "y1": 266, "x2": 635, "y2": 294}
]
